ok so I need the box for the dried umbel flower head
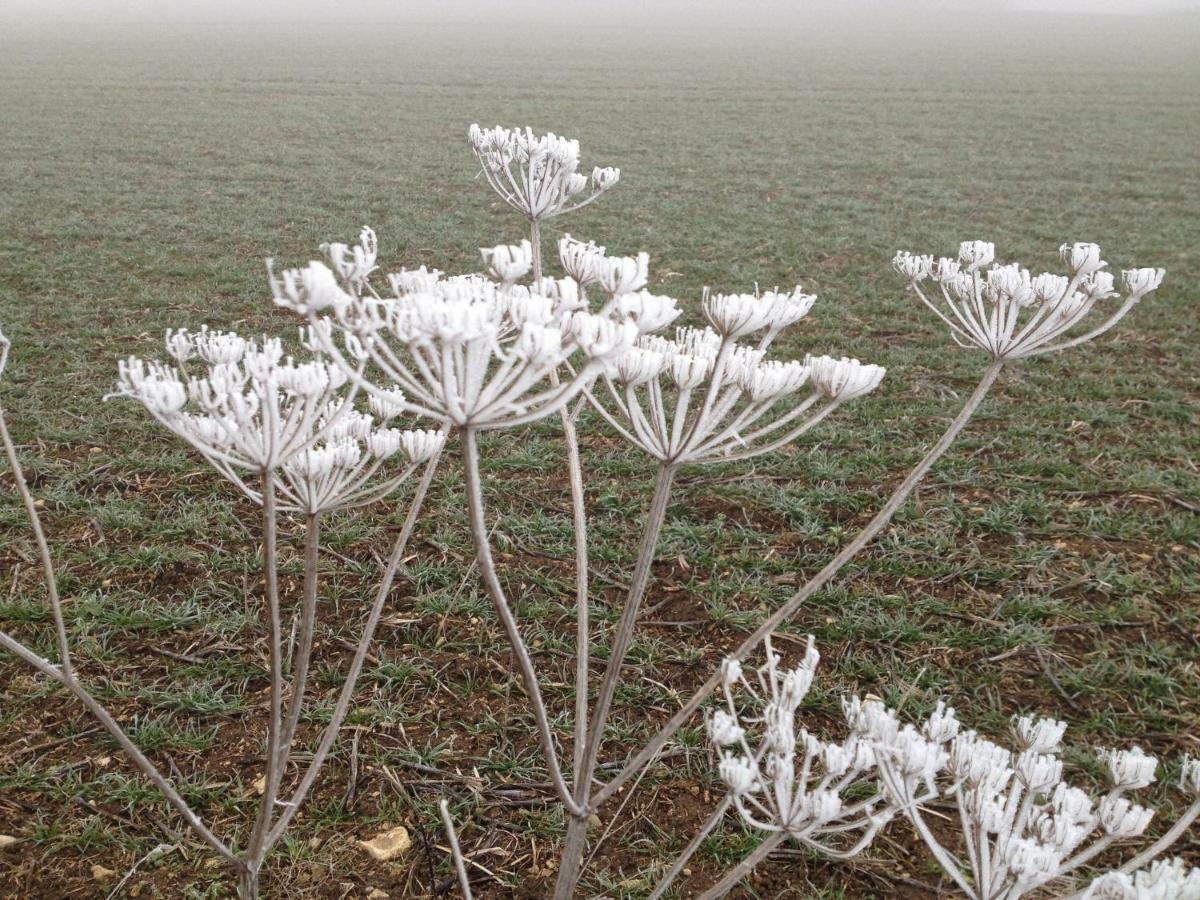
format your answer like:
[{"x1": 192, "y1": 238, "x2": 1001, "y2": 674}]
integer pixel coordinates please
[
  {"x1": 273, "y1": 228, "x2": 638, "y2": 429},
  {"x1": 1084, "y1": 857, "x2": 1200, "y2": 899},
  {"x1": 481, "y1": 240, "x2": 533, "y2": 285},
  {"x1": 587, "y1": 284, "x2": 884, "y2": 464},
  {"x1": 112, "y1": 328, "x2": 432, "y2": 512},
  {"x1": 874, "y1": 705, "x2": 1200, "y2": 900},
  {"x1": 558, "y1": 234, "x2": 606, "y2": 286},
  {"x1": 275, "y1": 404, "x2": 446, "y2": 514},
  {"x1": 468, "y1": 125, "x2": 619, "y2": 222},
  {"x1": 113, "y1": 328, "x2": 353, "y2": 473},
  {"x1": 893, "y1": 241, "x2": 1164, "y2": 359},
  {"x1": 708, "y1": 637, "x2": 897, "y2": 856},
  {"x1": 321, "y1": 226, "x2": 378, "y2": 291}
]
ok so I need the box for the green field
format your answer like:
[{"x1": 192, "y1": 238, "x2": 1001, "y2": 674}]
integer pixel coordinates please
[{"x1": 1, "y1": 8, "x2": 1198, "y2": 897}]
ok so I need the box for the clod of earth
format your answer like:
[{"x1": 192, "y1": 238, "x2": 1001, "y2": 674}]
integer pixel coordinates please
[{"x1": 357, "y1": 826, "x2": 412, "y2": 862}]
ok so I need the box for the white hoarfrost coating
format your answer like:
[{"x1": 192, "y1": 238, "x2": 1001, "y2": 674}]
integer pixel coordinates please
[{"x1": 893, "y1": 240, "x2": 1164, "y2": 359}]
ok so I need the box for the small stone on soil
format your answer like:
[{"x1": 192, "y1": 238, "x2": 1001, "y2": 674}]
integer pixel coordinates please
[{"x1": 357, "y1": 825, "x2": 412, "y2": 862}]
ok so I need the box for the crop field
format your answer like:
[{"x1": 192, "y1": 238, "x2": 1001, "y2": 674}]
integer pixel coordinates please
[{"x1": 0, "y1": 8, "x2": 1198, "y2": 898}]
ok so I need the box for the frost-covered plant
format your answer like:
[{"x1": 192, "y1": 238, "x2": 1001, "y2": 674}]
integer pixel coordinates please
[
  {"x1": 870, "y1": 708, "x2": 1200, "y2": 899},
  {"x1": 113, "y1": 326, "x2": 443, "y2": 511},
  {"x1": 0, "y1": 318, "x2": 443, "y2": 898},
  {"x1": 673, "y1": 639, "x2": 1199, "y2": 899},
  {"x1": 892, "y1": 240, "x2": 1164, "y2": 359},
  {"x1": 1084, "y1": 857, "x2": 1200, "y2": 899},
  {"x1": 468, "y1": 124, "x2": 619, "y2": 274},
  {"x1": 673, "y1": 639, "x2": 908, "y2": 898}
]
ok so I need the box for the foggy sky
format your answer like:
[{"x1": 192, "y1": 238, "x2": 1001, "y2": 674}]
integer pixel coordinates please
[{"x1": 3, "y1": 0, "x2": 1199, "y2": 30}]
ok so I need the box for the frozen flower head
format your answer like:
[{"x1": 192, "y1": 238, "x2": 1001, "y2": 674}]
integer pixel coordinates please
[
  {"x1": 708, "y1": 636, "x2": 894, "y2": 852},
  {"x1": 481, "y1": 240, "x2": 533, "y2": 284},
  {"x1": 873, "y1": 705, "x2": 1199, "y2": 900},
  {"x1": 114, "y1": 327, "x2": 438, "y2": 512},
  {"x1": 702, "y1": 285, "x2": 816, "y2": 340},
  {"x1": 277, "y1": 418, "x2": 446, "y2": 515},
  {"x1": 113, "y1": 328, "x2": 350, "y2": 473},
  {"x1": 268, "y1": 259, "x2": 354, "y2": 317},
  {"x1": 594, "y1": 251, "x2": 649, "y2": 296},
  {"x1": 1099, "y1": 746, "x2": 1158, "y2": 790},
  {"x1": 559, "y1": 234, "x2": 606, "y2": 287},
  {"x1": 588, "y1": 290, "x2": 882, "y2": 465},
  {"x1": 1012, "y1": 714, "x2": 1067, "y2": 754},
  {"x1": 276, "y1": 230, "x2": 636, "y2": 429},
  {"x1": 468, "y1": 125, "x2": 619, "y2": 223},
  {"x1": 321, "y1": 226, "x2": 378, "y2": 291},
  {"x1": 1084, "y1": 858, "x2": 1200, "y2": 900},
  {"x1": 805, "y1": 355, "x2": 886, "y2": 401},
  {"x1": 893, "y1": 241, "x2": 1164, "y2": 360},
  {"x1": 612, "y1": 290, "x2": 682, "y2": 335}
]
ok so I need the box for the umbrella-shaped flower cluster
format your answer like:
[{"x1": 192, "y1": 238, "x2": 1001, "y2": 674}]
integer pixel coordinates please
[
  {"x1": 892, "y1": 241, "x2": 1164, "y2": 359},
  {"x1": 113, "y1": 326, "x2": 442, "y2": 512},
  {"x1": 587, "y1": 287, "x2": 884, "y2": 464},
  {"x1": 269, "y1": 228, "x2": 638, "y2": 430},
  {"x1": 709, "y1": 637, "x2": 902, "y2": 858}
]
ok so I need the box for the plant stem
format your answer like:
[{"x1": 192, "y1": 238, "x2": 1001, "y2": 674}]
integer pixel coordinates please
[
  {"x1": 266, "y1": 447, "x2": 442, "y2": 848},
  {"x1": 593, "y1": 360, "x2": 1005, "y2": 807},
  {"x1": 555, "y1": 462, "x2": 678, "y2": 899},
  {"x1": 534, "y1": 217, "x2": 594, "y2": 801},
  {"x1": 563, "y1": 406, "x2": 591, "y2": 794},
  {"x1": 0, "y1": 404, "x2": 236, "y2": 865},
  {"x1": 649, "y1": 795, "x2": 733, "y2": 899},
  {"x1": 530, "y1": 218, "x2": 543, "y2": 281},
  {"x1": 439, "y1": 799, "x2": 475, "y2": 900},
  {"x1": 694, "y1": 830, "x2": 786, "y2": 900},
  {"x1": 460, "y1": 426, "x2": 582, "y2": 815},
  {"x1": 0, "y1": 406, "x2": 73, "y2": 678},
  {"x1": 237, "y1": 867, "x2": 260, "y2": 900},
  {"x1": 247, "y1": 474, "x2": 285, "y2": 865},
  {"x1": 280, "y1": 513, "x2": 320, "y2": 759}
]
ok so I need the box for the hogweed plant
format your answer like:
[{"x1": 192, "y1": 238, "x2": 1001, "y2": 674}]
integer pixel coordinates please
[
  {"x1": 1, "y1": 321, "x2": 445, "y2": 898},
  {"x1": 0, "y1": 124, "x2": 1184, "y2": 898},
  {"x1": 872, "y1": 699, "x2": 1200, "y2": 898},
  {"x1": 685, "y1": 636, "x2": 1200, "y2": 899}
]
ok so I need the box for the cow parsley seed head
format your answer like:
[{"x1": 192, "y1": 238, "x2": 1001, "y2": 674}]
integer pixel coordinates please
[
  {"x1": 1013, "y1": 714, "x2": 1067, "y2": 754},
  {"x1": 1100, "y1": 746, "x2": 1158, "y2": 790},
  {"x1": 481, "y1": 240, "x2": 533, "y2": 284},
  {"x1": 398, "y1": 428, "x2": 446, "y2": 465},
  {"x1": 959, "y1": 240, "x2": 996, "y2": 271},
  {"x1": 612, "y1": 290, "x2": 682, "y2": 335},
  {"x1": 1122, "y1": 266, "x2": 1166, "y2": 296},
  {"x1": 112, "y1": 328, "x2": 432, "y2": 514},
  {"x1": 468, "y1": 125, "x2": 619, "y2": 223},
  {"x1": 591, "y1": 289, "x2": 880, "y2": 465},
  {"x1": 1084, "y1": 858, "x2": 1200, "y2": 900},
  {"x1": 805, "y1": 355, "x2": 886, "y2": 400},
  {"x1": 707, "y1": 709, "x2": 745, "y2": 746},
  {"x1": 1060, "y1": 241, "x2": 1106, "y2": 276},
  {"x1": 322, "y1": 226, "x2": 378, "y2": 290},
  {"x1": 1098, "y1": 796, "x2": 1155, "y2": 839},
  {"x1": 895, "y1": 240, "x2": 1164, "y2": 359},
  {"x1": 269, "y1": 259, "x2": 353, "y2": 317},
  {"x1": 277, "y1": 229, "x2": 639, "y2": 428},
  {"x1": 594, "y1": 251, "x2": 649, "y2": 296},
  {"x1": 558, "y1": 234, "x2": 607, "y2": 286}
]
